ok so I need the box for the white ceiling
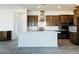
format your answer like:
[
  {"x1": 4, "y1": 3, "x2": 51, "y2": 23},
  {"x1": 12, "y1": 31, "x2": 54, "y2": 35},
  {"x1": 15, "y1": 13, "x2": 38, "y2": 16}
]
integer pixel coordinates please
[{"x1": 0, "y1": 4, "x2": 77, "y2": 11}]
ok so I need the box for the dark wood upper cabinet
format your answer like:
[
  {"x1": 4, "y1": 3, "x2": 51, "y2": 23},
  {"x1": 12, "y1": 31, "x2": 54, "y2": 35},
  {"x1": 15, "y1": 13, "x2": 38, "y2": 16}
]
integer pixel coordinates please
[
  {"x1": 59, "y1": 15, "x2": 73, "y2": 24},
  {"x1": 46, "y1": 16, "x2": 60, "y2": 26},
  {"x1": 74, "y1": 9, "x2": 77, "y2": 25},
  {"x1": 74, "y1": 6, "x2": 79, "y2": 25},
  {"x1": 46, "y1": 15, "x2": 73, "y2": 26},
  {"x1": 76, "y1": 6, "x2": 79, "y2": 16},
  {"x1": 27, "y1": 16, "x2": 38, "y2": 26}
]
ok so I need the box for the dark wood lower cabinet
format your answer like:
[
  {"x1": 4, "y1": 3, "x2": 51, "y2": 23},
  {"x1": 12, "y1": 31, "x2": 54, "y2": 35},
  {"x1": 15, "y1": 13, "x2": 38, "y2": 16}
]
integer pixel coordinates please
[
  {"x1": 58, "y1": 32, "x2": 70, "y2": 39},
  {"x1": 70, "y1": 32, "x2": 79, "y2": 45},
  {"x1": 77, "y1": 17, "x2": 79, "y2": 45},
  {"x1": 0, "y1": 31, "x2": 11, "y2": 41}
]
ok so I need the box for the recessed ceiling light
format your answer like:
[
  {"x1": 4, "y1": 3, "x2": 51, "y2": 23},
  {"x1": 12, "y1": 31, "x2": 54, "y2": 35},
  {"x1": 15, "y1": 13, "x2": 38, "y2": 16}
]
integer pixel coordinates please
[{"x1": 57, "y1": 6, "x2": 61, "y2": 8}]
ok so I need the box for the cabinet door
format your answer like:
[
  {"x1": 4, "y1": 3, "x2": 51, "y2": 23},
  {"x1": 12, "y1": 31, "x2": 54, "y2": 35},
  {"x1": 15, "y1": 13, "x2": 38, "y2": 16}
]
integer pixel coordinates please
[
  {"x1": 54, "y1": 16, "x2": 60, "y2": 25},
  {"x1": 70, "y1": 32, "x2": 77, "y2": 44},
  {"x1": 51, "y1": 16, "x2": 57, "y2": 25},
  {"x1": 77, "y1": 7, "x2": 79, "y2": 16},
  {"x1": 68, "y1": 15, "x2": 73, "y2": 23},
  {"x1": 0, "y1": 32, "x2": 7, "y2": 40},
  {"x1": 46, "y1": 16, "x2": 59, "y2": 26},
  {"x1": 60, "y1": 15, "x2": 66, "y2": 23},
  {"x1": 60, "y1": 15, "x2": 73, "y2": 23},
  {"x1": 73, "y1": 33, "x2": 77, "y2": 44},
  {"x1": 60, "y1": 15, "x2": 68, "y2": 23},
  {"x1": 69, "y1": 15, "x2": 73, "y2": 20},
  {"x1": 70, "y1": 32, "x2": 73, "y2": 42},
  {"x1": 77, "y1": 17, "x2": 79, "y2": 43},
  {"x1": 74, "y1": 10, "x2": 77, "y2": 25},
  {"x1": 50, "y1": 16, "x2": 52, "y2": 26},
  {"x1": 34, "y1": 16, "x2": 38, "y2": 26},
  {"x1": 27, "y1": 16, "x2": 38, "y2": 26}
]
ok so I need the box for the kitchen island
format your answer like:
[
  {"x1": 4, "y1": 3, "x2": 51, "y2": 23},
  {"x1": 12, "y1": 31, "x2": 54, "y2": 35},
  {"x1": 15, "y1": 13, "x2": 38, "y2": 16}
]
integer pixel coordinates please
[{"x1": 18, "y1": 31, "x2": 59, "y2": 47}]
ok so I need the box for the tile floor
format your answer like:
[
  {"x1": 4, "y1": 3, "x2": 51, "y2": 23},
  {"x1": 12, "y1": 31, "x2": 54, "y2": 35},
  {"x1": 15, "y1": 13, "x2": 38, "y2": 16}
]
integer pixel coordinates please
[
  {"x1": 17, "y1": 39, "x2": 79, "y2": 54},
  {"x1": 0, "y1": 39, "x2": 79, "y2": 54},
  {"x1": 58, "y1": 39, "x2": 74, "y2": 46},
  {"x1": 0, "y1": 40, "x2": 17, "y2": 54}
]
